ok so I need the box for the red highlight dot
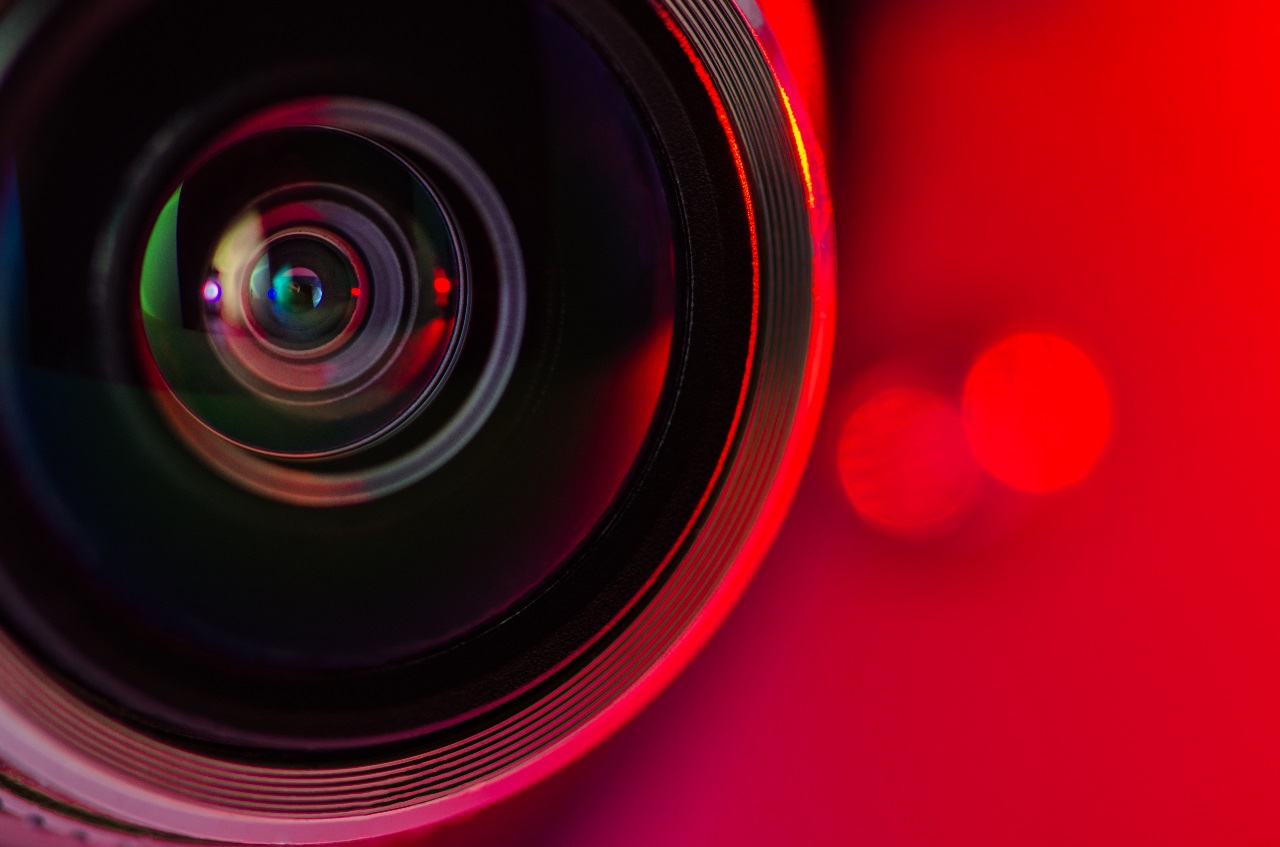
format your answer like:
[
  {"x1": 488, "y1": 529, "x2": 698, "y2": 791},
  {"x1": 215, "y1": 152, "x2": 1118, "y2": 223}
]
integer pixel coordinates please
[
  {"x1": 350, "y1": 288, "x2": 361, "y2": 298},
  {"x1": 963, "y1": 333, "x2": 1110, "y2": 493},
  {"x1": 838, "y1": 388, "x2": 981, "y2": 537},
  {"x1": 433, "y1": 272, "x2": 452, "y2": 296}
]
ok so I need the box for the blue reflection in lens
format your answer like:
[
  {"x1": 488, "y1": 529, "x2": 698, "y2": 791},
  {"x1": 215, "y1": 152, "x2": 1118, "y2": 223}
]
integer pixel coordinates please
[
  {"x1": 268, "y1": 266, "x2": 325, "y2": 312},
  {"x1": 0, "y1": 165, "x2": 24, "y2": 304}
]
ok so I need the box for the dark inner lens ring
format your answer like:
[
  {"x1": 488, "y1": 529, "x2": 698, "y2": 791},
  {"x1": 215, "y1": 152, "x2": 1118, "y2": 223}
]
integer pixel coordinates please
[{"x1": 245, "y1": 232, "x2": 361, "y2": 354}]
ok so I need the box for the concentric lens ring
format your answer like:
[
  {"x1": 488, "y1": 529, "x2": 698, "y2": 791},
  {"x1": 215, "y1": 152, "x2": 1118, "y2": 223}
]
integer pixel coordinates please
[
  {"x1": 145, "y1": 99, "x2": 526, "y2": 504},
  {"x1": 210, "y1": 194, "x2": 408, "y2": 409},
  {"x1": 240, "y1": 228, "x2": 367, "y2": 360}
]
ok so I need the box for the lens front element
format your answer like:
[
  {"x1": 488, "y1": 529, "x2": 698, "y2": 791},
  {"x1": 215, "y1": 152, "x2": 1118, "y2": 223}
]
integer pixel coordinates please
[{"x1": 140, "y1": 117, "x2": 471, "y2": 471}]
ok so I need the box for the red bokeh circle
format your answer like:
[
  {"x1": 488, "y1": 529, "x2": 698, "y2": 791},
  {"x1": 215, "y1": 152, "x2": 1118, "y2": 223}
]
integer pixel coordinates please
[
  {"x1": 838, "y1": 387, "x2": 981, "y2": 536},
  {"x1": 963, "y1": 333, "x2": 1110, "y2": 493}
]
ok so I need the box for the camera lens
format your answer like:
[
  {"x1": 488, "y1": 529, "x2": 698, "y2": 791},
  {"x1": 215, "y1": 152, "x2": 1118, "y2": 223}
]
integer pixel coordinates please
[
  {"x1": 138, "y1": 112, "x2": 474, "y2": 467},
  {"x1": 0, "y1": 0, "x2": 832, "y2": 842}
]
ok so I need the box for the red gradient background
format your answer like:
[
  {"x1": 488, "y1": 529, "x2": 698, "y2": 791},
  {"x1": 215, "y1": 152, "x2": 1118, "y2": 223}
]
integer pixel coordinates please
[{"x1": 7, "y1": 0, "x2": 1277, "y2": 843}]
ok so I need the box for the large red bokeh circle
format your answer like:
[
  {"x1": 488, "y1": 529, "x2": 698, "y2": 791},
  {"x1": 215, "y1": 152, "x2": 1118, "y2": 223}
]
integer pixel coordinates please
[{"x1": 963, "y1": 333, "x2": 1110, "y2": 493}]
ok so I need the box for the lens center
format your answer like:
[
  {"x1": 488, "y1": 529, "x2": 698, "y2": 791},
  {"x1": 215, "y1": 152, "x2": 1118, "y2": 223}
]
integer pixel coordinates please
[
  {"x1": 247, "y1": 234, "x2": 358, "y2": 352},
  {"x1": 273, "y1": 267, "x2": 324, "y2": 312}
]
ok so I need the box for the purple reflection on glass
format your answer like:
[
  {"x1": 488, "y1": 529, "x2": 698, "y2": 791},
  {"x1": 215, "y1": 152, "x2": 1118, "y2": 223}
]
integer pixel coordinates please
[{"x1": 202, "y1": 278, "x2": 222, "y2": 303}]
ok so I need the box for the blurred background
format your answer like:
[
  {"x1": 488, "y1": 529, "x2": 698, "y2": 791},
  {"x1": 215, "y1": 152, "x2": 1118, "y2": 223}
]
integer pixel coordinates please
[{"x1": 410, "y1": 0, "x2": 1280, "y2": 844}]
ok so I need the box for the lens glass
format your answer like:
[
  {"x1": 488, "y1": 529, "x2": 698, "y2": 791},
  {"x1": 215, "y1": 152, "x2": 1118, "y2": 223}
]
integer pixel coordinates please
[
  {"x1": 247, "y1": 237, "x2": 357, "y2": 349},
  {"x1": 0, "y1": 0, "x2": 681, "y2": 742},
  {"x1": 139, "y1": 125, "x2": 464, "y2": 459}
]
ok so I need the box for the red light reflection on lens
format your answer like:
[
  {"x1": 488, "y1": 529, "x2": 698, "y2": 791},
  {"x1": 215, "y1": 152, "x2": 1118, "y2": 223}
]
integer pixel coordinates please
[
  {"x1": 384, "y1": 320, "x2": 447, "y2": 391},
  {"x1": 433, "y1": 270, "x2": 452, "y2": 309},
  {"x1": 838, "y1": 387, "x2": 981, "y2": 537},
  {"x1": 963, "y1": 333, "x2": 1110, "y2": 493},
  {"x1": 755, "y1": 0, "x2": 829, "y2": 150}
]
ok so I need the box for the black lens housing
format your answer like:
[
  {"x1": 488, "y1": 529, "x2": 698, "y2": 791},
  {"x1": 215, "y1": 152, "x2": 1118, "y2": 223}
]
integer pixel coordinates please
[{"x1": 0, "y1": 0, "x2": 832, "y2": 842}]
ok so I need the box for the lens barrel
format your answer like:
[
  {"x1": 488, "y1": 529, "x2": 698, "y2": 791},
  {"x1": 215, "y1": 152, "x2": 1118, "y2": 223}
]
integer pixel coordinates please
[{"x1": 0, "y1": 0, "x2": 832, "y2": 842}]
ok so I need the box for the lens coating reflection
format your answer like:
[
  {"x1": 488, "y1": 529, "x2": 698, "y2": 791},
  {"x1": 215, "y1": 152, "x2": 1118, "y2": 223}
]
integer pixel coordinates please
[
  {"x1": 141, "y1": 128, "x2": 463, "y2": 460},
  {"x1": 247, "y1": 237, "x2": 357, "y2": 349}
]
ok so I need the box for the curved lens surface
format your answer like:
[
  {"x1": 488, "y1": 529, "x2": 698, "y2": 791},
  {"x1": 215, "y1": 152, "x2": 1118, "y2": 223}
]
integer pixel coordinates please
[
  {"x1": 139, "y1": 125, "x2": 465, "y2": 459},
  {"x1": 248, "y1": 238, "x2": 357, "y2": 348},
  {"x1": 0, "y1": 4, "x2": 676, "y2": 692}
]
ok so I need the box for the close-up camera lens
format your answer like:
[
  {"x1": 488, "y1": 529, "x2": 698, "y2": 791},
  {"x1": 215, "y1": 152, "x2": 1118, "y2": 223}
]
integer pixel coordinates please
[
  {"x1": 138, "y1": 103, "x2": 486, "y2": 491},
  {"x1": 0, "y1": 0, "x2": 831, "y2": 842}
]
